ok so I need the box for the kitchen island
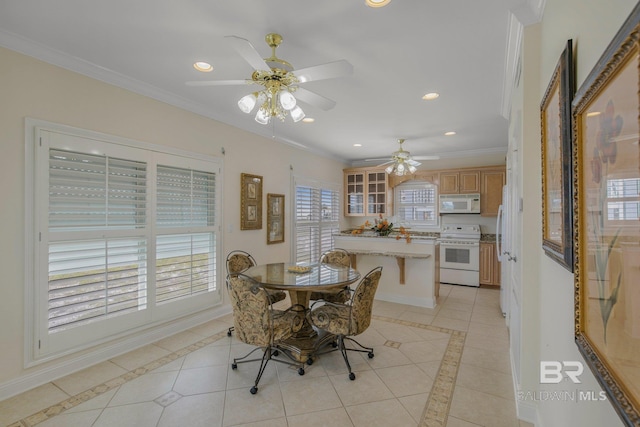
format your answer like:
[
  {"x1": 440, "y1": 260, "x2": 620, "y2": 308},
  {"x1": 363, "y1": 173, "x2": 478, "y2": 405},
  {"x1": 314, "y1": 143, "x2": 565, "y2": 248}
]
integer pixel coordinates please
[{"x1": 333, "y1": 233, "x2": 440, "y2": 308}]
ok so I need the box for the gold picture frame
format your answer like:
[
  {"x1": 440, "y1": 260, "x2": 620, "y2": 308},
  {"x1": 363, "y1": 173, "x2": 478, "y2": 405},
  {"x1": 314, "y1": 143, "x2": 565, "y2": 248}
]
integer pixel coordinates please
[
  {"x1": 573, "y1": 5, "x2": 640, "y2": 425},
  {"x1": 541, "y1": 39, "x2": 575, "y2": 272},
  {"x1": 267, "y1": 193, "x2": 284, "y2": 244},
  {"x1": 240, "y1": 173, "x2": 262, "y2": 230}
]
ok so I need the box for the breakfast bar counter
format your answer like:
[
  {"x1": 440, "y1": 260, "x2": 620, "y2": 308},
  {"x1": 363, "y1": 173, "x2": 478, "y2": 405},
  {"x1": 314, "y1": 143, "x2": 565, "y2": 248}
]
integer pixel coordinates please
[{"x1": 333, "y1": 234, "x2": 440, "y2": 308}]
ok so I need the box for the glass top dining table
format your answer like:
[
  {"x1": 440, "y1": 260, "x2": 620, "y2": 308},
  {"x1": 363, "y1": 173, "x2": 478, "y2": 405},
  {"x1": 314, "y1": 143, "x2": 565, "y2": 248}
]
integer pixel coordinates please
[
  {"x1": 241, "y1": 262, "x2": 361, "y2": 308},
  {"x1": 241, "y1": 262, "x2": 361, "y2": 363}
]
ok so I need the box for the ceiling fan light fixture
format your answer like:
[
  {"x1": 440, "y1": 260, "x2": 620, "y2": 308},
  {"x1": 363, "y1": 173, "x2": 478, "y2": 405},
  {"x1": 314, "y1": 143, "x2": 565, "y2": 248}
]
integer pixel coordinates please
[
  {"x1": 366, "y1": 0, "x2": 391, "y2": 7},
  {"x1": 290, "y1": 105, "x2": 305, "y2": 122},
  {"x1": 408, "y1": 165, "x2": 417, "y2": 174},
  {"x1": 238, "y1": 93, "x2": 257, "y2": 113},
  {"x1": 385, "y1": 165, "x2": 394, "y2": 174},
  {"x1": 279, "y1": 90, "x2": 297, "y2": 110},
  {"x1": 255, "y1": 108, "x2": 270, "y2": 124}
]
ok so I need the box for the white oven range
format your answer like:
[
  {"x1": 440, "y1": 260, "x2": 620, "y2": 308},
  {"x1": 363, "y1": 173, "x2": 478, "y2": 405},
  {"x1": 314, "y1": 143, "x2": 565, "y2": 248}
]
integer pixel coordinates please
[{"x1": 439, "y1": 224, "x2": 481, "y2": 287}]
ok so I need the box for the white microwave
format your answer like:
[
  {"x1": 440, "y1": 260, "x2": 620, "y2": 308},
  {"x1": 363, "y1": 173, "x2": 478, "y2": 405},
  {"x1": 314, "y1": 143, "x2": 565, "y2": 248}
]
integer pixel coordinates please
[{"x1": 439, "y1": 193, "x2": 480, "y2": 214}]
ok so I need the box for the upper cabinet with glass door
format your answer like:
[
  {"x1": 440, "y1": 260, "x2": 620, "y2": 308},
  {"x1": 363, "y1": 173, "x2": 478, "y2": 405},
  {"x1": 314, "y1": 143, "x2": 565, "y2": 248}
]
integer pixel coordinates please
[{"x1": 344, "y1": 168, "x2": 388, "y2": 216}]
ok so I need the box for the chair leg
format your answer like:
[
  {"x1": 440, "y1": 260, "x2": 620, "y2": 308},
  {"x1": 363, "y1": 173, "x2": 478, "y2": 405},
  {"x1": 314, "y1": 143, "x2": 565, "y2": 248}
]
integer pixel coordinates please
[
  {"x1": 336, "y1": 336, "x2": 356, "y2": 381},
  {"x1": 343, "y1": 337, "x2": 375, "y2": 359},
  {"x1": 249, "y1": 347, "x2": 272, "y2": 394},
  {"x1": 227, "y1": 326, "x2": 234, "y2": 337}
]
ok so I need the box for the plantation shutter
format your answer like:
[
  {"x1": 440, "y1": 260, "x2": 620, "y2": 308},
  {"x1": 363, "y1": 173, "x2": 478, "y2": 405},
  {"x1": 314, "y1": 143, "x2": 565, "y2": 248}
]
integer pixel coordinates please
[
  {"x1": 47, "y1": 149, "x2": 148, "y2": 333},
  {"x1": 294, "y1": 180, "x2": 340, "y2": 264},
  {"x1": 156, "y1": 166, "x2": 217, "y2": 303}
]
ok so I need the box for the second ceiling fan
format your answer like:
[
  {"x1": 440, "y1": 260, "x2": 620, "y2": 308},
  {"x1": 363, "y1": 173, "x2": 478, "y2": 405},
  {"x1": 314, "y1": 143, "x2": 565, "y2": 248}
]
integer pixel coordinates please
[{"x1": 186, "y1": 33, "x2": 353, "y2": 124}]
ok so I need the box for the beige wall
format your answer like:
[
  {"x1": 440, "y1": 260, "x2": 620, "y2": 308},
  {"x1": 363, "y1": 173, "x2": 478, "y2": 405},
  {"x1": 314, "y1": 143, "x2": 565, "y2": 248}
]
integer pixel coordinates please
[
  {"x1": 0, "y1": 46, "x2": 346, "y2": 392},
  {"x1": 521, "y1": 0, "x2": 637, "y2": 425}
]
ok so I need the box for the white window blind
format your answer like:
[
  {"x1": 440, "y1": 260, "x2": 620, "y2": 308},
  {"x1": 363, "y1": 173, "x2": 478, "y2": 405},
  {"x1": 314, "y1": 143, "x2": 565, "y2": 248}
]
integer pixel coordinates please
[
  {"x1": 29, "y1": 124, "x2": 222, "y2": 361},
  {"x1": 156, "y1": 166, "x2": 217, "y2": 304},
  {"x1": 294, "y1": 181, "x2": 340, "y2": 264},
  {"x1": 394, "y1": 181, "x2": 439, "y2": 228},
  {"x1": 47, "y1": 149, "x2": 148, "y2": 333}
]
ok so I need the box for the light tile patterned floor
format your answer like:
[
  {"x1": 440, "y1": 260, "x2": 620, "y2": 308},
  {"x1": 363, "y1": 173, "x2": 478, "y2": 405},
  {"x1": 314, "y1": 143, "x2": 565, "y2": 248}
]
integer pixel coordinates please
[{"x1": 1, "y1": 284, "x2": 533, "y2": 427}]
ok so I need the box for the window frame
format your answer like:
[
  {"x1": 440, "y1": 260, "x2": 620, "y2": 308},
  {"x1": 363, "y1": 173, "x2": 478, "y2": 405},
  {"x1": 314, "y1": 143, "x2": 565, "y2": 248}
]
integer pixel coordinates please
[
  {"x1": 393, "y1": 180, "x2": 440, "y2": 230},
  {"x1": 25, "y1": 119, "x2": 223, "y2": 365},
  {"x1": 292, "y1": 176, "x2": 341, "y2": 264}
]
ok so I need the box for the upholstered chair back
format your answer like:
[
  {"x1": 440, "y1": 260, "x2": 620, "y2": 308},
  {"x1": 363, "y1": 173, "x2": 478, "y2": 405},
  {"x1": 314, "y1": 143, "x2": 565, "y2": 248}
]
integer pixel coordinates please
[
  {"x1": 319, "y1": 248, "x2": 351, "y2": 268},
  {"x1": 309, "y1": 267, "x2": 382, "y2": 336},
  {"x1": 226, "y1": 250, "x2": 256, "y2": 275}
]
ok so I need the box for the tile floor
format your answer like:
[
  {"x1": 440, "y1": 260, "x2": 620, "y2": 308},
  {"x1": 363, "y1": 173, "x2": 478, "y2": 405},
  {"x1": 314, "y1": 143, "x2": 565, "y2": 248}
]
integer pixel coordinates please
[{"x1": 1, "y1": 284, "x2": 534, "y2": 427}]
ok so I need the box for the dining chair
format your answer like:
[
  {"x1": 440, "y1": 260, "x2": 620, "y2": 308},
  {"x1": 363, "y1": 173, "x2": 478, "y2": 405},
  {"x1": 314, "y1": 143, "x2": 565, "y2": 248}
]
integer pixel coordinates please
[
  {"x1": 227, "y1": 274, "x2": 305, "y2": 394},
  {"x1": 226, "y1": 250, "x2": 287, "y2": 337},
  {"x1": 309, "y1": 248, "x2": 353, "y2": 304},
  {"x1": 308, "y1": 266, "x2": 383, "y2": 380}
]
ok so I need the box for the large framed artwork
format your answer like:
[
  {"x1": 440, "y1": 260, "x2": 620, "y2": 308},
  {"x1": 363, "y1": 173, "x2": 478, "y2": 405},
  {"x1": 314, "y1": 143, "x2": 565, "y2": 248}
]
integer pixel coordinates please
[
  {"x1": 541, "y1": 39, "x2": 575, "y2": 271},
  {"x1": 267, "y1": 193, "x2": 284, "y2": 244},
  {"x1": 240, "y1": 173, "x2": 262, "y2": 230},
  {"x1": 573, "y1": 5, "x2": 640, "y2": 425}
]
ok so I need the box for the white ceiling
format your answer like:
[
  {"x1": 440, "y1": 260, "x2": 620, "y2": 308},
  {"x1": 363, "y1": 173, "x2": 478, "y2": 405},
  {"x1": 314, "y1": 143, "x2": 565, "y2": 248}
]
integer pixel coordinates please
[{"x1": 0, "y1": 0, "x2": 542, "y2": 164}]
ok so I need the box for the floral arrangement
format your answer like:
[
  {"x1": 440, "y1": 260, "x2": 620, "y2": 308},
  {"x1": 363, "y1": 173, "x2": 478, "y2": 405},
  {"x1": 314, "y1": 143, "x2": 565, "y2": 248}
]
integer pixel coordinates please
[
  {"x1": 351, "y1": 214, "x2": 411, "y2": 243},
  {"x1": 372, "y1": 214, "x2": 393, "y2": 236}
]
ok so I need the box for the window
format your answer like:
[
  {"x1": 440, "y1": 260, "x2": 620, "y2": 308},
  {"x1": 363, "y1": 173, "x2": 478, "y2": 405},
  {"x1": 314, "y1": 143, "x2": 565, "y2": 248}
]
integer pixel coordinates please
[
  {"x1": 394, "y1": 181, "x2": 439, "y2": 228},
  {"x1": 606, "y1": 177, "x2": 640, "y2": 223},
  {"x1": 27, "y1": 122, "x2": 221, "y2": 361},
  {"x1": 294, "y1": 178, "x2": 340, "y2": 264}
]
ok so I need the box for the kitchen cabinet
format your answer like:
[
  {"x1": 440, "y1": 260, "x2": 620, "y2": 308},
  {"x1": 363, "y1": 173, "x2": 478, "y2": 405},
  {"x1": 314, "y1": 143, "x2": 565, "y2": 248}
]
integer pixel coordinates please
[
  {"x1": 480, "y1": 169, "x2": 506, "y2": 216},
  {"x1": 439, "y1": 170, "x2": 480, "y2": 194},
  {"x1": 479, "y1": 241, "x2": 501, "y2": 286},
  {"x1": 344, "y1": 168, "x2": 388, "y2": 216}
]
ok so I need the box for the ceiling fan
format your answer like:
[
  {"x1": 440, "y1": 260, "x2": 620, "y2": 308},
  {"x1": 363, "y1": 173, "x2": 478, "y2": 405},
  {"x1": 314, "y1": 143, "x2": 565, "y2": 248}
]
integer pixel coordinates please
[
  {"x1": 364, "y1": 139, "x2": 440, "y2": 175},
  {"x1": 186, "y1": 33, "x2": 353, "y2": 124}
]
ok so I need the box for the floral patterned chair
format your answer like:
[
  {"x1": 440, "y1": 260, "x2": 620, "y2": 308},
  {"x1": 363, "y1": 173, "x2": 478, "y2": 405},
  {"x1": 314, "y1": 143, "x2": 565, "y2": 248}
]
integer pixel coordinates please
[
  {"x1": 309, "y1": 248, "x2": 353, "y2": 304},
  {"x1": 226, "y1": 250, "x2": 287, "y2": 337},
  {"x1": 227, "y1": 274, "x2": 305, "y2": 394},
  {"x1": 308, "y1": 266, "x2": 383, "y2": 380}
]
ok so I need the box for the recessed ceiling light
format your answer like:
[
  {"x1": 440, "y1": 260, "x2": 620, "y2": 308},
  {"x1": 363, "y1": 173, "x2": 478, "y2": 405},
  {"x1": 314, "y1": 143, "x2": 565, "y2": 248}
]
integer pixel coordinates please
[
  {"x1": 302, "y1": 117, "x2": 315, "y2": 123},
  {"x1": 586, "y1": 111, "x2": 601, "y2": 117},
  {"x1": 365, "y1": 0, "x2": 391, "y2": 7},
  {"x1": 193, "y1": 62, "x2": 213, "y2": 72},
  {"x1": 444, "y1": 131, "x2": 456, "y2": 136},
  {"x1": 353, "y1": 143, "x2": 362, "y2": 147},
  {"x1": 422, "y1": 92, "x2": 440, "y2": 100}
]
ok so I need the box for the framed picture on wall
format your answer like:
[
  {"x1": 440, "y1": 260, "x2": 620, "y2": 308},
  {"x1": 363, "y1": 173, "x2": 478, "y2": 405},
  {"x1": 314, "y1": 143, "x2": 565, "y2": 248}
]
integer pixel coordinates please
[
  {"x1": 240, "y1": 173, "x2": 262, "y2": 230},
  {"x1": 267, "y1": 193, "x2": 284, "y2": 244},
  {"x1": 573, "y1": 4, "x2": 640, "y2": 425},
  {"x1": 540, "y1": 39, "x2": 575, "y2": 272}
]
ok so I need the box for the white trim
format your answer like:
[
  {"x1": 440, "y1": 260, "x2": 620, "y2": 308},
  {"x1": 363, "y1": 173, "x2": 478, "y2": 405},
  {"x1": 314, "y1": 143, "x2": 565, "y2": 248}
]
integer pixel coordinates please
[
  {"x1": 2, "y1": 305, "x2": 231, "y2": 402},
  {"x1": 501, "y1": 13, "x2": 524, "y2": 119},
  {"x1": 511, "y1": 346, "x2": 540, "y2": 425},
  {"x1": 24, "y1": 118, "x2": 224, "y2": 365},
  {"x1": 374, "y1": 293, "x2": 436, "y2": 309}
]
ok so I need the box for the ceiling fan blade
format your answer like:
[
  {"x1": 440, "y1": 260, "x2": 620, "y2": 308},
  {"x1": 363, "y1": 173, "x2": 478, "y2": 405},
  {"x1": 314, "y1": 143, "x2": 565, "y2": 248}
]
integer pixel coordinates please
[
  {"x1": 376, "y1": 160, "x2": 394, "y2": 167},
  {"x1": 225, "y1": 35, "x2": 270, "y2": 71},
  {"x1": 407, "y1": 159, "x2": 422, "y2": 167},
  {"x1": 185, "y1": 79, "x2": 252, "y2": 87},
  {"x1": 362, "y1": 157, "x2": 391, "y2": 162},
  {"x1": 294, "y1": 60, "x2": 353, "y2": 83},
  {"x1": 294, "y1": 87, "x2": 336, "y2": 111},
  {"x1": 412, "y1": 155, "x2": 440, "y2": 160}
]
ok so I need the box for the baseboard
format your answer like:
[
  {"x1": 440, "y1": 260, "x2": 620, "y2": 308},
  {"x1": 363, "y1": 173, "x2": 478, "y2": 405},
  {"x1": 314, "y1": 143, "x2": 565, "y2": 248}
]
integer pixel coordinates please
[
  {"x1": 0, "y1": 305, "x2": 232, "y2": 401},
  {"x1": 375, "y1": 292, "x2": 436, "y2": 309}
]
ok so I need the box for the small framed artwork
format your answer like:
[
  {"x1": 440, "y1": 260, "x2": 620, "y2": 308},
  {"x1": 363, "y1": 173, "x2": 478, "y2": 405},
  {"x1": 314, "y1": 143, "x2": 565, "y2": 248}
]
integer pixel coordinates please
[
  {"x1": 267, "y1": 193, "x2": 284, "y2": 244},
  {"x1": 573, "y1": 4, "x2": 640, "y2": 425},
  {"x1": 240, "y1": 173, "x2": 262, "y2": 230},
  {"x1": 541, "y1": 39, "x2": 575, "y2": 272}
]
